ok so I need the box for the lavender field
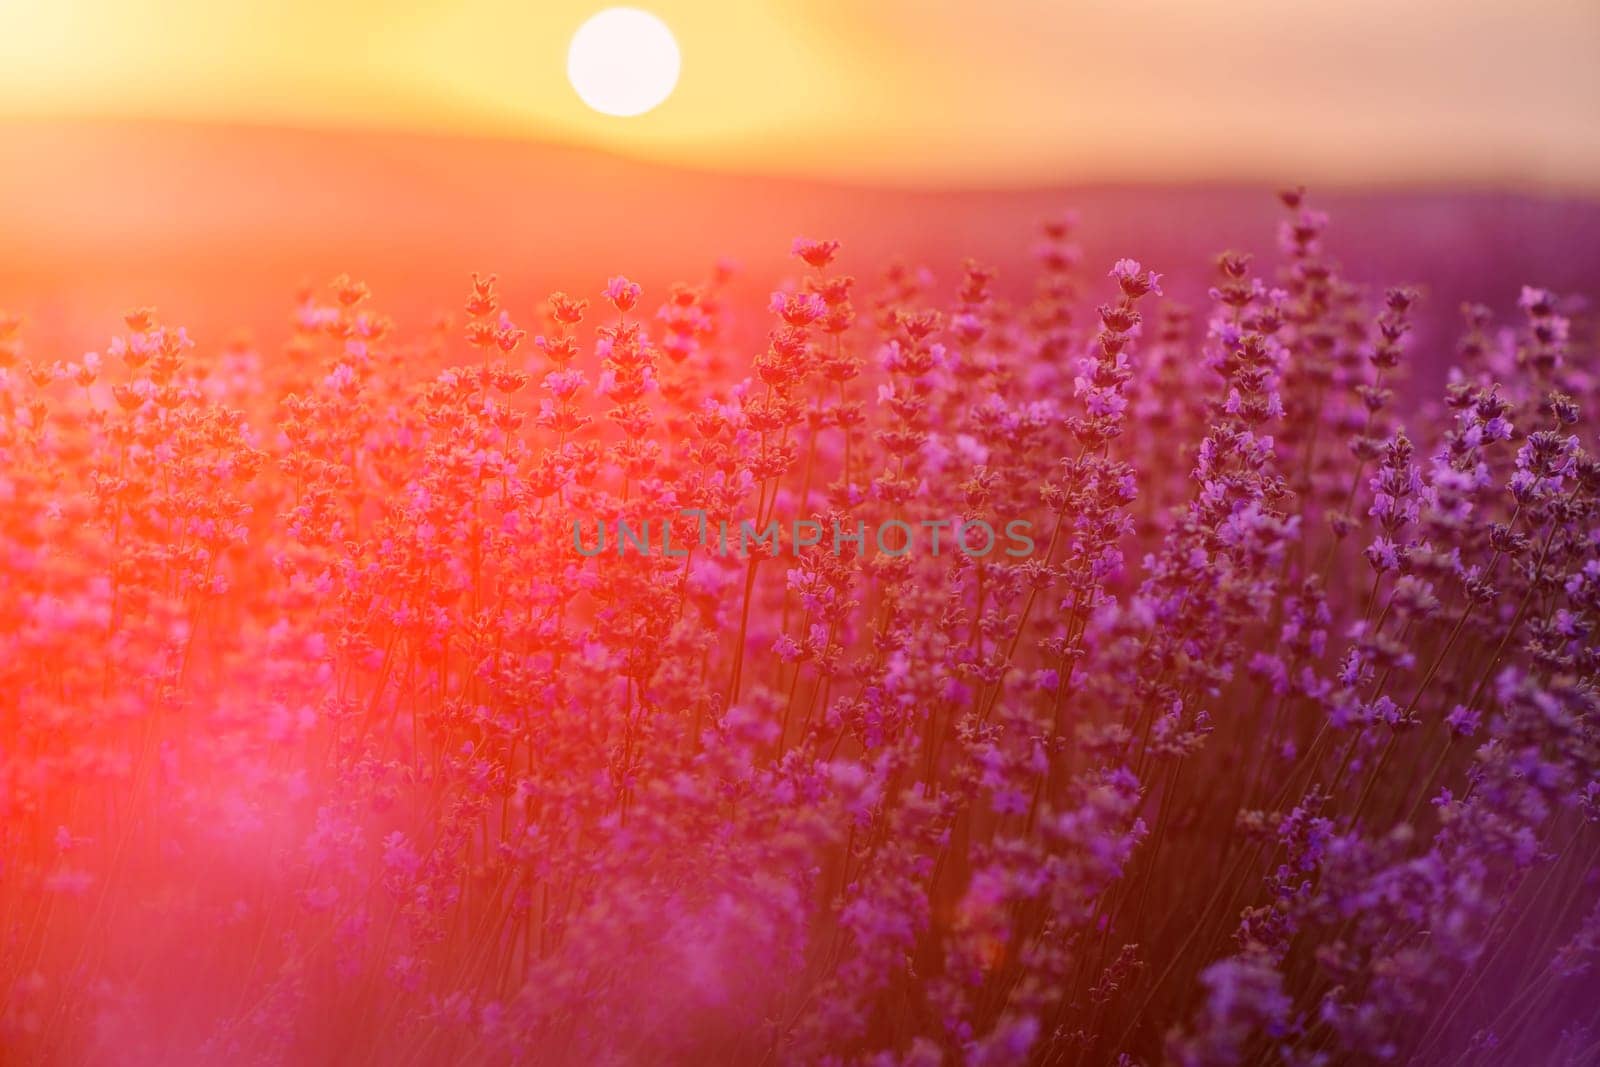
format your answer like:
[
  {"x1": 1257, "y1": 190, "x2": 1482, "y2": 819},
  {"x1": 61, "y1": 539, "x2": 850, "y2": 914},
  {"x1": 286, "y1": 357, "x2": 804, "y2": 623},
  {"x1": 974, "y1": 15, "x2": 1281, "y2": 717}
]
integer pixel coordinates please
[{"x1": 2, "y1": 186, "x2": 1598, "y2": 1065}]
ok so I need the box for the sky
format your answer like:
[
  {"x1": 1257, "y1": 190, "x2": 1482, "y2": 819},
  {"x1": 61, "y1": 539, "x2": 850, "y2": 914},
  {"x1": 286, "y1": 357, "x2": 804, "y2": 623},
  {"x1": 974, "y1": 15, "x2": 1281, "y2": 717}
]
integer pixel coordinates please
[{"x1": 0, "y1": 0, "x2": 1597, "y2": 189}]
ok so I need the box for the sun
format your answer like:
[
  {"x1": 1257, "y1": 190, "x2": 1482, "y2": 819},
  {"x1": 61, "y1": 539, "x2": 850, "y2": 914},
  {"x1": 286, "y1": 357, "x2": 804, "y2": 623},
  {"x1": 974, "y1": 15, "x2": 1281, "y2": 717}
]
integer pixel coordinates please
[{"x1": 567, "y1": 8, "x2": 681, "y2": 118}]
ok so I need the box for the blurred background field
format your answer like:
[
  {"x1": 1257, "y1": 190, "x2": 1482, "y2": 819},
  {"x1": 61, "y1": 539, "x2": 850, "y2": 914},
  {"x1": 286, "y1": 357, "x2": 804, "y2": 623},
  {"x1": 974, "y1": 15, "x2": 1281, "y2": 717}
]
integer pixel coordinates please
[{"x1": 4, "y1": 118, "x2": 1597, "y2": 393}]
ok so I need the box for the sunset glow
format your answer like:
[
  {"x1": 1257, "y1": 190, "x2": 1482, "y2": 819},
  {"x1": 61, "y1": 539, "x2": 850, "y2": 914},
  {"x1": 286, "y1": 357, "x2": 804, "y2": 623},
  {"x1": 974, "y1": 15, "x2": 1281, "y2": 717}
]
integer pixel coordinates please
[
  {"x1": 0, "y1": 0, "x2": 1596, "y2": 187},
  {"x1": 3, "y1": 3, "x2": 1600, "y2": 1064}
]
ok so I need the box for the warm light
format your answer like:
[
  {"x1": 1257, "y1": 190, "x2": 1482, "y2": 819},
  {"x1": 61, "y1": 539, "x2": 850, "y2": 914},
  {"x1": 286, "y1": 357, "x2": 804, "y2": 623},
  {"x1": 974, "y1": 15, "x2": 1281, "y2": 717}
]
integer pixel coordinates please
[{"x1": 566, "y1": 8, "x2": 680, "y2": 118}]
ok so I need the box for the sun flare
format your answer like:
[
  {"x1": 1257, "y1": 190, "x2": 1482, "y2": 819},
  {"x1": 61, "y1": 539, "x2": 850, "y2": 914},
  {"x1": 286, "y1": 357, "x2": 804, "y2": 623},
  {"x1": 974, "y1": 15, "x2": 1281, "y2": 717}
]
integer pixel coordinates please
[{"x1": 566, "y1": 7, "x2": 680, "y2": 118}]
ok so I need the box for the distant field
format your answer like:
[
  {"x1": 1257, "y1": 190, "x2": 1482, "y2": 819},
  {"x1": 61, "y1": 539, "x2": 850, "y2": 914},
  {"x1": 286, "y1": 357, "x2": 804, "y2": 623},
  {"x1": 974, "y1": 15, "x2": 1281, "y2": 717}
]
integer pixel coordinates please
[{"x1": 3, "y1": 118, "x2": 1597, "y2": 378}]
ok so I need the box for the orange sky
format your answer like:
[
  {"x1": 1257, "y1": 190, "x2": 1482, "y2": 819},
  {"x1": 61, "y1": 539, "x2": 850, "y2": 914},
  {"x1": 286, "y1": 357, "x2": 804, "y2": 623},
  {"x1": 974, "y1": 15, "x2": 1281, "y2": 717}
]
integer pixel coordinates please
[{"x1": 0, "y1": 0, "x2": 1597, "y2": 189}]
